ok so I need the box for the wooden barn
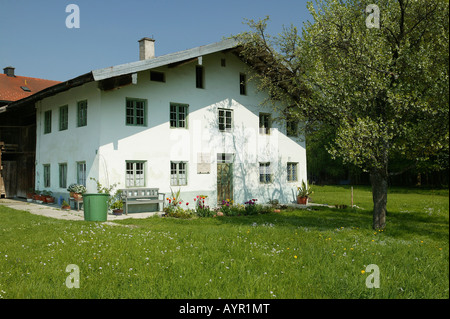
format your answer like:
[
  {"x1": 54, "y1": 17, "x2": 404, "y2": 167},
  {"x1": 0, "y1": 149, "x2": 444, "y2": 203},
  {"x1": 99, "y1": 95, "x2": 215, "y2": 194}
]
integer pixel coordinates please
[{"x1": 0, "y1": 66, "x2": 60, "y2": 198}]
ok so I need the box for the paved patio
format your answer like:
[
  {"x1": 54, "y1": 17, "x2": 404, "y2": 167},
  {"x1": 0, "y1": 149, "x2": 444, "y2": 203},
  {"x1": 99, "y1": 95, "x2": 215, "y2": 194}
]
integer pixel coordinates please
[{"x1": 0, "y1": 198, "x2": 162, "y2": 222}]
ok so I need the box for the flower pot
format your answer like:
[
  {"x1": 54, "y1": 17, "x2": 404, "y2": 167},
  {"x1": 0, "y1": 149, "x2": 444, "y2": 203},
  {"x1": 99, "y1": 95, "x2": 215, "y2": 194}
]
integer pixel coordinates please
[
  {"x1": 45, "y1": 196, "x2": 55, "y2": 204},
  {"x1": 273, "y1": 209, "x2": 281, "y2": 213},
  {"x1": 73, "y1": 193, "x2": 83, "y2": 201},
  {"x1": 62, "y1": 206, "x2": 71, "y2": 211},
  {"x1": 113, "y1": 209, "x2": 123, "y2": 216},
  {"x1": 297, "y1": 196, "x2": 308, "y2": 205}
]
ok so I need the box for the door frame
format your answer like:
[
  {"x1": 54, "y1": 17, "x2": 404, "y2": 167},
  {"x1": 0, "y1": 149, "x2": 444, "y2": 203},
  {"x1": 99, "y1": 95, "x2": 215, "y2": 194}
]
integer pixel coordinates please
[{"x1": 217, "y1": 153, "x2": 234, "y2": 204}]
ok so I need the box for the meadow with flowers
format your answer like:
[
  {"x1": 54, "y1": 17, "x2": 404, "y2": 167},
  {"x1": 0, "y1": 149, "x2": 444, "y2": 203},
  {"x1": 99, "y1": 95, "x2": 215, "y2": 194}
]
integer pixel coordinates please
[{"x1": 0, "y1": 185, "x2": 448, "y2": 299}]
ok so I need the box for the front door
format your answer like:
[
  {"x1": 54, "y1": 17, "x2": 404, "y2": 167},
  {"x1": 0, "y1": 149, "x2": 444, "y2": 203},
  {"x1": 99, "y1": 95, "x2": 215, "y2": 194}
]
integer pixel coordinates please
[{"x1": 217, "y1": 153, "x2": 233, "y2": 204}]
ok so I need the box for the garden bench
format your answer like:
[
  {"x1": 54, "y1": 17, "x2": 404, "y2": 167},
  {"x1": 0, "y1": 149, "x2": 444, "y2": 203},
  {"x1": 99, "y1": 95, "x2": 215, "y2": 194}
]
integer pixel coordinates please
[{"x1": 120, "y1": 188, "x2": 165, "y2": 214}]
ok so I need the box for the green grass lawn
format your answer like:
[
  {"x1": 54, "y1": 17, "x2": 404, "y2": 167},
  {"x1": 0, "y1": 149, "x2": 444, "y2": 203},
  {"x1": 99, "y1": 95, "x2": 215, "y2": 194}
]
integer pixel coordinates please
[{"x1": 0, "y1": 185, "x2": 448, "y2": 299}]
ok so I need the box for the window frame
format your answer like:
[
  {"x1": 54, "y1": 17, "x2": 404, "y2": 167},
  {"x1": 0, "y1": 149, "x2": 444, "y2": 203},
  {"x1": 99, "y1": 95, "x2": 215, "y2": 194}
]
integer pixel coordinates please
[
  {"x1": 195, "y1": 65, "x2": 204, "y2": 89},
  {"x1": 170, "y1": 103, "x2": 189, "y2": 129},
  {"x1": 259, "y1": 162, "x2": 272, "y2": 184},
  {"x1": 125, "y1": 160, "x2": 146, "y2": 187},
  {"x1": 44, "y1": 110, "x2": 52, "y2": 134},
  {"x1": 150, "y1": 71, "x2": 165, "y2": 82},
  {"x1": 77, "y1": 161, "x2": 87, "y2": 186},
  {"x1": 43, "y1": 164, "x2": 51, "y2": 188},
  {"x1": 218, "y1": 108, "x2": 233, "y2": 132},
  {"x1": 77, "y1": 100, "x2": 88, "y2": 127},
  {"x1": 59, "y1": 105, "x2": 68, "y2": 131},
  {"x1": 170, "y1": 161, "x2": 188, "y2": 186},
  {"x1": 126, "y1": 98, "x2": 147, "y2": 127},
  {"x1": 59, "y1": 163, "x2": 67, "y2": 189},
  {"x1": 239, "y1": 73, "x2": 247, "y2": 95},
  {"x1": 259, "y1": 113, "x2": 272, "y2": 135},
  {"x1": 287, "y1": 162, "x2": 298, "y2": 182}
]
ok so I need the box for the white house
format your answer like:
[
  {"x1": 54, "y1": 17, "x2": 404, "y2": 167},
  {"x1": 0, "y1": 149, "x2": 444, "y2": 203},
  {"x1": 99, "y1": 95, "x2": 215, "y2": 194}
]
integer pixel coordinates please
[{"x1": 33, "y1": 38, "x2": 307, "y2": 212}]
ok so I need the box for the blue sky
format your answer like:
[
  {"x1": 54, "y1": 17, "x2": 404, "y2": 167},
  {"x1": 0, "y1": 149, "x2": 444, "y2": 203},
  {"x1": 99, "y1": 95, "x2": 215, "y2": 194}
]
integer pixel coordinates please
[{"x1": 0, "y1": 0, "x2": 311, "y2": 81}]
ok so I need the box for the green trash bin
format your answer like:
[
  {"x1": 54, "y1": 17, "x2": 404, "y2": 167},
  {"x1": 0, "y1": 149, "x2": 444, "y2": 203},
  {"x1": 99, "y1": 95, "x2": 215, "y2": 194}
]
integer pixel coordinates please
[{"x1": 83, "y1": 193, "x2": 109, "y2": 221}]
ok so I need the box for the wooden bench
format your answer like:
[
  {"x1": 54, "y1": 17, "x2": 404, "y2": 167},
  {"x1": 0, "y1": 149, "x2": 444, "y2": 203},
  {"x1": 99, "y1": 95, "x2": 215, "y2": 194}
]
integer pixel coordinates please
[{"x1": 121, "y1": 188, "x2": 165, "y2": 215}]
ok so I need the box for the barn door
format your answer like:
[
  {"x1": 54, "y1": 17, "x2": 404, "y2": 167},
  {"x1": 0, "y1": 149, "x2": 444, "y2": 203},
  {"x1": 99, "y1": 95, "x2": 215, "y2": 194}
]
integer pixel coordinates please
[
  {"x1": 217, "y1": 153, "x2": 233, "y2": 204},
  {"x1": 3, "y1": 161, "x2": 17, "y2": 198}
]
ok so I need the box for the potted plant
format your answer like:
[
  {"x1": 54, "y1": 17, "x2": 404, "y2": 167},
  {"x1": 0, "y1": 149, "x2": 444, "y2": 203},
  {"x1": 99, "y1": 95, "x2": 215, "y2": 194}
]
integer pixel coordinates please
[
  {"x1": 33, "y1": 190, "x2": 44, "y2": 203},
  {"x1": 67, "y1": 184, "x2": 87, "y2": 200},
  {"x1": 297, "y1": 180, "x2": 313, "y2": 205},
  {"x1": 42, "y1": 190, "x2": 55, "y2": 204},
  {"x1": 61, "y1": 200, "x2": 71, "y2": 211},
  {"x1": 111, "y1": 199, "x2": 124, "y2": 215}
]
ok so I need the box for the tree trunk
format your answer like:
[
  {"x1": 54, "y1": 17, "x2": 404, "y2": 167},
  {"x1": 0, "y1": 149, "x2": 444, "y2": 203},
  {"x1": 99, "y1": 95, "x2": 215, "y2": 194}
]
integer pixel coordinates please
[{"x1": 370, "y1": 169, "x2": 388, "y2": 230}]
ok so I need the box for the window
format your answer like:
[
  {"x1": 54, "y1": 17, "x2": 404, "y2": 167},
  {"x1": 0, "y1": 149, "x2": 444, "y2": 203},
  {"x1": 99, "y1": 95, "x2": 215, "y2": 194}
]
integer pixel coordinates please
[
  {"x1": 150, "y1": 71, "x2": 165, "y2": 82},
  {"x1": 77, "y1": 100, "x2": 88, "y2": 127},
  {"x1": 170, "y1": 103, "x2": 188, "y2": 128},
  {"x1": 77, "y1": 162, "x2": 87, "y2": 186},
  {"x1": 170, "y1": 162, "x2": 187, "y2": 186},
  {"x1": 196, "y1": 65, "x2": 204, "y2": 89},
  {"x1": 259, "y1": 113, "x2": 271, "y2": 134},
  {"x1": 218, "y1": 108, "x2": 233, "y2": 132},
  {"x1": 126, "y1": 98, "x2": 147, "y2": 126},
  {"x1": 221, "y1": 58, "x2": 226, "y2": 67},
  {"x1": 239, "y1": 73, "x2": 246, "y2": 95},
  {"x1": 286, "y1": 113, "x2": 298, "y2": 136},
  {"x1": 43, "y1": 164, "x2": 51, "y2": 188},
  {"x1": 44, "y1": 110, "x2": 52, "y2": 134},
  {"x1": 59, "y1": 163, "x2": 67, "y2": 189},
  {"x1": 287, "y1": 162, "x2": 298, "y2": 182},
  {"x1": 217, "y1": 153, "x2": 234, "y2": 164},
  {"x1": 59, "y1": 105, "x2": 68, "y2": 131},
  {"x1": 259, "y1": 162, "x2": 272, "y2": 184},
  {"x1": 126, "y1": 161, "x2": 146, "y2": 187}
]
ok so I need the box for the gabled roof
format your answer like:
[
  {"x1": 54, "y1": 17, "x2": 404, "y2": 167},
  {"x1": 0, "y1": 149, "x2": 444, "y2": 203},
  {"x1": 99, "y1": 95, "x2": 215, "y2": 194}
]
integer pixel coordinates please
[
  {"x1": 0, "y1": 73, "x2": 61, "y2": 103},
  {"x1": 92, "y1": 38, "x2": 239, "y2": 81},
  {"x1": 2, "y1": 38, "x2": 240, "y2": 113}
]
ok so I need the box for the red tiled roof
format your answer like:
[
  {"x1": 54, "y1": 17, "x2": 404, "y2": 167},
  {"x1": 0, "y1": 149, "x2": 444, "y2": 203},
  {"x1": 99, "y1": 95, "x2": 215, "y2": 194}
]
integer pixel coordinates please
[{"x1": 0, "y1": 73, "x2": 61, "y2": 102}]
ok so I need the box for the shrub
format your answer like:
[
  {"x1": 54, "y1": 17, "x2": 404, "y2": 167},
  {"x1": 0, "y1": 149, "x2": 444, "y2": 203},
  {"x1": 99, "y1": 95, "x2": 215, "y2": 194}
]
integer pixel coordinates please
[{"x1": 244, "y1": 199, "x2": 259, "y2": 215}]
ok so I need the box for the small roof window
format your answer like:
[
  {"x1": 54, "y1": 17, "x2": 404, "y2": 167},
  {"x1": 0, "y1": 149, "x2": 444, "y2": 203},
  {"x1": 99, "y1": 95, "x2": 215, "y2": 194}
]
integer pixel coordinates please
[{"x1": 20, "y1": 86, "x2": 31, "y2": 92}]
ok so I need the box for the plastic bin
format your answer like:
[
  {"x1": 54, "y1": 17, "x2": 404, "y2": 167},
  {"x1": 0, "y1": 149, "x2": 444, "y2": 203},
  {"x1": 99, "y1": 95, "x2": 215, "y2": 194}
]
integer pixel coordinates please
[{"x1": 83, "y1": 193, "x2": 109, "y2": 221}]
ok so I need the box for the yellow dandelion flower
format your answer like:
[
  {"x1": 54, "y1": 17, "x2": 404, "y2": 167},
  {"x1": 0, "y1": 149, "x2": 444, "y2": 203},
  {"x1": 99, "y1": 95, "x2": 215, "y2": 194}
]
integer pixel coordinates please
[
  {"x1": 361, "y1": 270, "x2": 365, "y2": 274},
  {"x1": 294, "y1": 255, "x2": 297, "y2": 259}
]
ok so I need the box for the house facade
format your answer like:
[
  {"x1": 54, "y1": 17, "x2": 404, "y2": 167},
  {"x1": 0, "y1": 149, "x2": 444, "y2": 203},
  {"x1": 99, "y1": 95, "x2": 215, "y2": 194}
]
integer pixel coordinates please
[{"x1": 33, "y1": 39, "x2": 307, "y2": 211}]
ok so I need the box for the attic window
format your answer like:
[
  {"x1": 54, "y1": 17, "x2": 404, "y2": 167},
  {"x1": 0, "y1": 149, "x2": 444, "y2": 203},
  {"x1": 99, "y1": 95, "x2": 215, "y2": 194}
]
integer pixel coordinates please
[
  {"x1": 150, "y1": 71, "x2": 165, "y2": 82},
  {"x1": 20, "y1": 86, "x2": 31, "y2": 92}
]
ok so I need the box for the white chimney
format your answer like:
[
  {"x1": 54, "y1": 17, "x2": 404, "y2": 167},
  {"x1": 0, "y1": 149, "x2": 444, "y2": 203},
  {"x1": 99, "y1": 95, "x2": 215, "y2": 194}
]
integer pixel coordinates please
[{"x1": 139, "y1": 37, "x2": 155, "y2": 60}]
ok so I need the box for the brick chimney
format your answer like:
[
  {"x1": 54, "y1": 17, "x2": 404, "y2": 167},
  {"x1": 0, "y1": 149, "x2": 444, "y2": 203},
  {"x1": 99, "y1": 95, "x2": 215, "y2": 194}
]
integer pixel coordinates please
[
  {"x1": 138, "y1": 38, "x2": 155, "y2": 60},
  {"x1": 3, "y1": 66, "x2": 15, "y2": 77}
]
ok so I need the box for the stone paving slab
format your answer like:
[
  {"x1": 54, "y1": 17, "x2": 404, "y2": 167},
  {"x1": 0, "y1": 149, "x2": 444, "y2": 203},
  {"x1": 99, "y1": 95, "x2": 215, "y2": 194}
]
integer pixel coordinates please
[{"x1": 0, "y1": 198, "x2": 162, "y2": 222}]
